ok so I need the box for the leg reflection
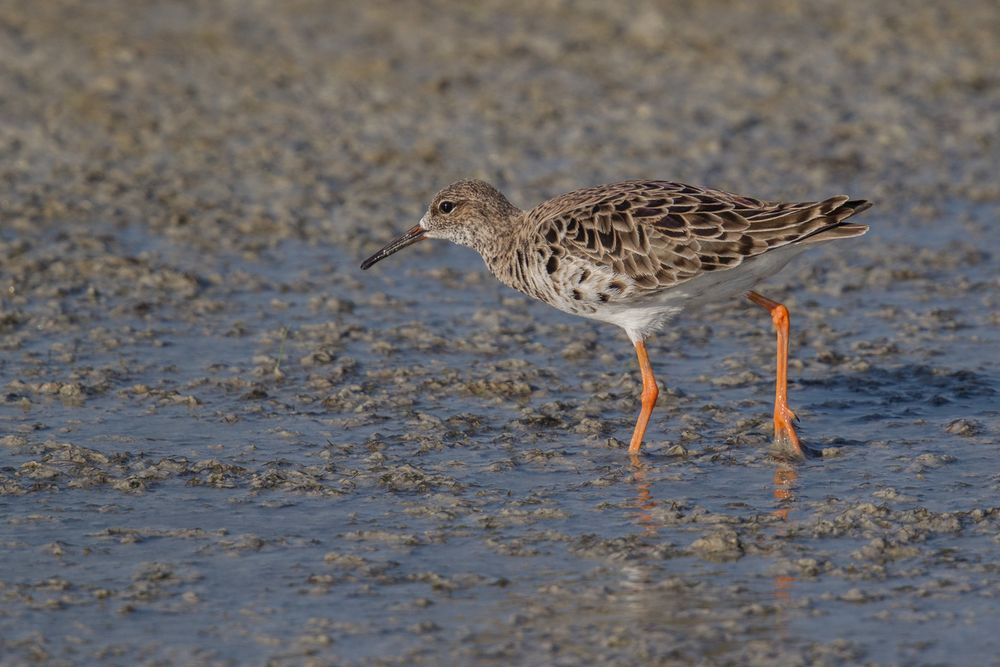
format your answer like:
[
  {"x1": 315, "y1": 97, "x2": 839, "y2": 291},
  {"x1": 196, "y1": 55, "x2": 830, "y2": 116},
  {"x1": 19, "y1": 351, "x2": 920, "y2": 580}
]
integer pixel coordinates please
[
  {"x1": 629, "y1": 453, "x2": 658, "y2": 536},
  {"x1": 772, "y1": 464, "x2": 800, "y2": 613},
  {"x1": 772, "y1": 465, "x2": 798, "y2": 522}
]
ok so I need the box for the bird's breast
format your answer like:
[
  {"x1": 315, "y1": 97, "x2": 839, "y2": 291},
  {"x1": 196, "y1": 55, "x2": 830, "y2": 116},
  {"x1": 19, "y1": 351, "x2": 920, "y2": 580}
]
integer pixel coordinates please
[{"x1": 484, "y1": 246, "x2": 621, "y2": 317}]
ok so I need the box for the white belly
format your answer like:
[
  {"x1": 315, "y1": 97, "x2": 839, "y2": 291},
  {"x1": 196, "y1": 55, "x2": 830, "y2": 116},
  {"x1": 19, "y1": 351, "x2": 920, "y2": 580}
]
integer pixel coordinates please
[{"x1": 583, "y1": 244, "x2": 809, "y2": 342}]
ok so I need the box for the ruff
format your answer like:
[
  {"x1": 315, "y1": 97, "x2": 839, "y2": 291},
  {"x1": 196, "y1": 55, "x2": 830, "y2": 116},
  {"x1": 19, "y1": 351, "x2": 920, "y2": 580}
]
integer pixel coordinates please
[{"x1": 361, "y1": 179, "x2": 871, "y2": 458}]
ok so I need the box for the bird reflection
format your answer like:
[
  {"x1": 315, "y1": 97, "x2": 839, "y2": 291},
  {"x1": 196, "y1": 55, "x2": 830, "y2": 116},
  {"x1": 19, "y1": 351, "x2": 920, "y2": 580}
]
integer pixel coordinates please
[
  {"x1": 626, "y1": 455, "x2": 804, "y2": 610},
  {"x1": 629, "y1": 453, "x2": 658, "y2": 536},
  {"x1": 771, "y1": 464, "x2": 800, "y2": 609},
  {"x1": 773, "y1": 465, "x2": 798, "y2": 521},
  {"x1": 628, "y1": 456, "x2": 801, "y2": 528}
]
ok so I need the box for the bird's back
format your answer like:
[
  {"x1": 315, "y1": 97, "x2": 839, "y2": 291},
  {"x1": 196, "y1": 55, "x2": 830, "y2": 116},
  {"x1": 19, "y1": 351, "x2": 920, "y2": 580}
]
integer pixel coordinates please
[{"x1": 489, "y1": 180, "x2": 870, "y2": 329}]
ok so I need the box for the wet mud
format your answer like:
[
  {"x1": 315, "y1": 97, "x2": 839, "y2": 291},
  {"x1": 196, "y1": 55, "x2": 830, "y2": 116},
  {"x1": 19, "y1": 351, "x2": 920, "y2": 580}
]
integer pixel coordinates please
[{"x1": 1, "y1": 1, "x2": 998, "y2": 665}]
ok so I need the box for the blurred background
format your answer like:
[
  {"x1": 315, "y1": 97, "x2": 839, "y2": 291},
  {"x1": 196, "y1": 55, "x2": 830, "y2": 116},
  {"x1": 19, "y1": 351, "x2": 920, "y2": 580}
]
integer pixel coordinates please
[{"x1": 1, "y1": 1, "x2": 998, "y2": 665}]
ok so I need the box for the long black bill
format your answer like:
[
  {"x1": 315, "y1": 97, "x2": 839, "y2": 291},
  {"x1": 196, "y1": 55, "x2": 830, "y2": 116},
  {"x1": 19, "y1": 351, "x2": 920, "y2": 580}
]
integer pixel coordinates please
[{"x1": 360, "y1": 225, "x2": 427, "y2": 270}]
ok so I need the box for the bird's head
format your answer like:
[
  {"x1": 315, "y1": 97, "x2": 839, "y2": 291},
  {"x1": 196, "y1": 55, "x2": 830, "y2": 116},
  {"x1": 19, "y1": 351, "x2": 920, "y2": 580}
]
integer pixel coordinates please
[{"x1": 360, "y1": 179, "x2": 521, "y2": 270}]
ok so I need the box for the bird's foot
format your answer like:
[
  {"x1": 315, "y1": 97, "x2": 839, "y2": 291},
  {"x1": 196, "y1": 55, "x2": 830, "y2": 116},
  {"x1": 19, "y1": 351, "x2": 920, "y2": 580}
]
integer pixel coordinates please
[{"x1": 770, "y1": 406, "x2": 813, "y2": 461}]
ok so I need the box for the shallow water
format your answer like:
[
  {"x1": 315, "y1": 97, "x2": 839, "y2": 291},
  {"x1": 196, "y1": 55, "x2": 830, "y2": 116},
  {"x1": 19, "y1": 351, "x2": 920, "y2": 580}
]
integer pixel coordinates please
[
  {"x1": 4, "y1": 218, "x2": 998, "y2": 666},
  {"x1": 2, "y1": 2, "x2": 1000, "y2": 665}
]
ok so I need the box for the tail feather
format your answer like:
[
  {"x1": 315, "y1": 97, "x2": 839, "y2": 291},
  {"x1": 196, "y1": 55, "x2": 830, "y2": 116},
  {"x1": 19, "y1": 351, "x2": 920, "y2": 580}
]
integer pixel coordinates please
[
  {"x1": 845, "y1": 199, "x2": 873, "y2": 215},
  {"x1": 799, "y1": 221, "x2": 869, "y2": 244},
  {"x1": 747, "y1": 197, "x2": 872, "y2": 247},
  {"x1": 799, "y1": 198, "x2": 872, "y2": 244}
]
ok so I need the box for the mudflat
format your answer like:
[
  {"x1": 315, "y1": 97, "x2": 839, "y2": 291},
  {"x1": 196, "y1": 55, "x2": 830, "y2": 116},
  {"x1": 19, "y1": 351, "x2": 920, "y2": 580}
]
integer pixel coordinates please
[{"x1": 1, "y1": 2, "x2": 998, "y2": 665}]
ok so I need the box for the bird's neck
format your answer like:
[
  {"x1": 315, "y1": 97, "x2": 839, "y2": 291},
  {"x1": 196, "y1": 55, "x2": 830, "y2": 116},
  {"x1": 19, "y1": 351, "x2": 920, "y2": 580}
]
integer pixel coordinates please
[
  {"x1": 476, "y1": 209, "x2": 526, "y2": 265},
  {"x1": 476, "y1": 210, "x2": 534, "y2": 291}
]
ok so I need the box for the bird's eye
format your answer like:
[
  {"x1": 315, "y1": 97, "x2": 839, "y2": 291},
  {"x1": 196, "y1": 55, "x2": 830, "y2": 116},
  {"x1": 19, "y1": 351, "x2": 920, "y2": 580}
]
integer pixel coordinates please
[{"x1": 438, "y1": 201, "x2": 455, "y2": 214}]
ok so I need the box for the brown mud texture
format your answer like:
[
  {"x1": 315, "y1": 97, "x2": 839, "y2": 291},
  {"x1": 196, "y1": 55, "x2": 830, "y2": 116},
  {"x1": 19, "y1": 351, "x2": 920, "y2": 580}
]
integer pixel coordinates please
[{"x1": 1, "y1": 1, "x2": 999, "y2": 666}]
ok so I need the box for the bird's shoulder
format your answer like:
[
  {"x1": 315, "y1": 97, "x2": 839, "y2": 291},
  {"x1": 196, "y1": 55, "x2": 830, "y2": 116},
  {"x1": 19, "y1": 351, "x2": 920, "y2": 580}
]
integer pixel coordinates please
[
  {"x1": 527, "y1": 180, "x2": 772, "y2": 224},
  {"x1": 522, "y1": 180, "x2": 778, "y2": 291}
]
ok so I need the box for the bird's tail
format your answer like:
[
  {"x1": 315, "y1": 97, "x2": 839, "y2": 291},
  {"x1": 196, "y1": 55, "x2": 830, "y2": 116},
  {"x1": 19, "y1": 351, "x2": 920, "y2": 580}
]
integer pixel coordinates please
[{"x1": 795, "y1": 198, "x2": 872, "y2": 245}]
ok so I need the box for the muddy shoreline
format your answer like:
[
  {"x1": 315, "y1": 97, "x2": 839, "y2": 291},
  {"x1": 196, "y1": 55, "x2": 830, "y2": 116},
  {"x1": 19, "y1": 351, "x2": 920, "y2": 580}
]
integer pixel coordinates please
[{"x1": 2, "y1": 1, "x2": 999, "y2": 665}]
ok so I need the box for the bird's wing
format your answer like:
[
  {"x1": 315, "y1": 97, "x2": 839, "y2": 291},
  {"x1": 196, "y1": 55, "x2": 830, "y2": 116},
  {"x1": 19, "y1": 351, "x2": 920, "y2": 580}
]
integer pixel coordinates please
[{"x1": 529, "y1": 180, "x2": 869, "y2": 297}]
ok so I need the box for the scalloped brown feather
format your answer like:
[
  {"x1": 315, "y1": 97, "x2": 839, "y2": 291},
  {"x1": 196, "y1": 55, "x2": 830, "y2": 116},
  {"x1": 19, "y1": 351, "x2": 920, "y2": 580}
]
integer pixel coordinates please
[{"x1": 521, "y1": 180, "x2": 870, "y2": 303}]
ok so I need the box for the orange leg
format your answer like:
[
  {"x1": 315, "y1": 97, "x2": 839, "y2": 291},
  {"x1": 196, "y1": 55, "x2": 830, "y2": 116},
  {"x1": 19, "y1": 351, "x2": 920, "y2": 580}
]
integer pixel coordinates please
[
  {"x1": 747, "y1": 291, "x2": 804, "y2": 457},
  {"x1": 628, "y1": 340, "x2": 659, "y2": 454}
]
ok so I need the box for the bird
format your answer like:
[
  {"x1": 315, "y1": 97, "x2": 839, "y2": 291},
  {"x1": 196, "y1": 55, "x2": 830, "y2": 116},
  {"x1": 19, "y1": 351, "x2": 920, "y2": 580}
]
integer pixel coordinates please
[{"x1": 361, "y1": 179, "x2": 871, "y2": 458}]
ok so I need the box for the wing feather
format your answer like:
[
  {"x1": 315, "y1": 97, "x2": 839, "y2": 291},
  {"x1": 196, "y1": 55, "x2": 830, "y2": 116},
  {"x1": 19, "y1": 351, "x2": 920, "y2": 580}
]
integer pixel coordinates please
[{"x1": 528, "y1": 180, "x2": 870, "y2": 302}]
